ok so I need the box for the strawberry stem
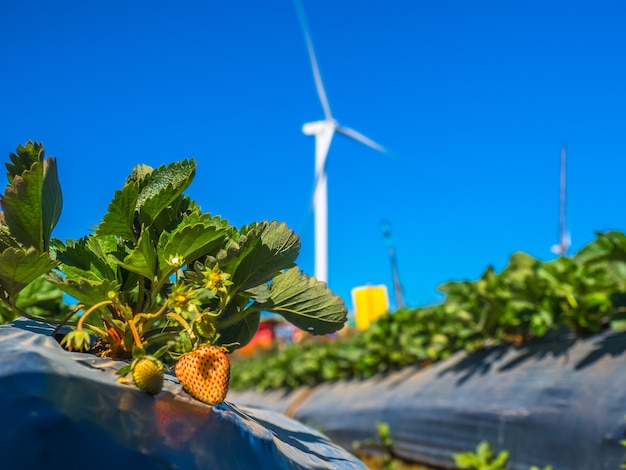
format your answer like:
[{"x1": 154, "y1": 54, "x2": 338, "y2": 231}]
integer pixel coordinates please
[
  {"x1": 77, "y1": 300, "x2": 114, "y2": 331},
  {"x1": 127, "y1": 318, "x2": 143, "y2": 348},
  {"x1": 52, "y1": 304, "x2": 84, "y2": 337},
  {"x1": 134, "y1": 302, "x2": 170, "y2": 330},
  {"x1": 167, "y1": 312, "x2": 191, "y2": 330}
]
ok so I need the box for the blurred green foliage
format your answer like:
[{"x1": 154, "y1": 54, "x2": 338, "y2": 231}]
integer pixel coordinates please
[
  {"x1": 453, "y1": 441, "x2": 509, "y2": 470},
  {"x1": 231, "y1": 231, "x2": 626, "y2": 391}
]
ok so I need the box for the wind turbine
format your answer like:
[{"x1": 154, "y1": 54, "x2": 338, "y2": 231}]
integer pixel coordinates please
[
  {"x1": 293, "y1": 0, "x2": 390, "y2": 284},
  {"x1": 551, "y1": 145, "x2": 571, "y2": 257}
]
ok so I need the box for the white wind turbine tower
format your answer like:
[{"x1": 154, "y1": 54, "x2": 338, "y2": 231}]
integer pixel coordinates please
[
  {"x1": 293, "y1": 0, "x2": 390, "y2": 284},
  {"x1": 551, "y1": 145, "x2": 571, "y2": 257}
]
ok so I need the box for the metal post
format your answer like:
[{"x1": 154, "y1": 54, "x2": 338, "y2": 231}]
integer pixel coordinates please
[{"x1": 380, "y1": 220, "x2": 405, "y2": 309}]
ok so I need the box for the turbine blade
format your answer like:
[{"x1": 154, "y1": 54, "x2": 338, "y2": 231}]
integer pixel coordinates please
[
  {"x1": 336, "y1": 126, "x2": 404, "y2": 163},
  {"x1": 293, "y1": 0, "x2": 333, "y2": 120},
  {"x1": 336, "y1": 126, "x2": 387, "y2": 153}
]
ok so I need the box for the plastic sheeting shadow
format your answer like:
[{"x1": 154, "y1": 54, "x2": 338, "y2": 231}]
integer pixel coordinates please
[
  {"x1": 574, "y1": 332, "x2": 626, "y2": 370},
  {"x1": 437, "y1": 346, "x2": 508, "y2": 385},
  {"x1": 497, "y1": 335, "x2": 577, "y2": 372}
]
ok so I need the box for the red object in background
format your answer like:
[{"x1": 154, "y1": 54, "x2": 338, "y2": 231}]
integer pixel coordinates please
[{"x1": 236, "y1": 319, "x2": 277, "y2": 356}]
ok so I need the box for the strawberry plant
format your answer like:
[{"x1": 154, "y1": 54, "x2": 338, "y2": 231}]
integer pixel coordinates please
[
  {"x1": 230, "y1": 304, "x2": 475, "y2": 391},
  {"x1": 0, "y1": 141, "x2": 347, "y2": 403},
  {"x1": 231, "y1": 232, "x2": 626, "y2": 391},
  {"x1": 453, "y1": 441, "x2": 509, "y2": 470},
  {"x1": 453, "y1": 441, "x2": 553, "y2": 470}
]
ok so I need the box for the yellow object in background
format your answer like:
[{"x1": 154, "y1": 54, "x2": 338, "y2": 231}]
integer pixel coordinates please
[{"x1": 351, "y1": 285, "x2": 389, "y2": 330}]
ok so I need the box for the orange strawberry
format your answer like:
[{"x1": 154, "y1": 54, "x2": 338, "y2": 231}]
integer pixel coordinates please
[{"x1": 175, "y1": 345, "x2": 230, "y2": 405}]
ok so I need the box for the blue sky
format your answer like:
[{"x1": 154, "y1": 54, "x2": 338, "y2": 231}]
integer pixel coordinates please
[{"x1": 1, "y1": 0, "x2": 625, "y2": 313}]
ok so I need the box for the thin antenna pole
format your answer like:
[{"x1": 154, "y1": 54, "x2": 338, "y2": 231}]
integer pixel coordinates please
[
  {"x1": 380, "y1": 220, "x2": 405, "y2": 309},
  {"x1": 558, "y1": 145, "x2": 567, "y2": 257}
]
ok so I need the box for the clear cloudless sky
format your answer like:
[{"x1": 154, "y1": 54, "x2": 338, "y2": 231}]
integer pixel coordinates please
[{"x1": 1, "y1": 0, "x2": 625, "y2": 314}]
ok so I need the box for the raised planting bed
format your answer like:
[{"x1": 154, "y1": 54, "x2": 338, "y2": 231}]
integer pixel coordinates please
[
  {"x1": 229, "y1": 329, "x2": 626, "y2": 469},
  {"x1": 0, "y1": 319, "x2": 367, "y2": 470}
]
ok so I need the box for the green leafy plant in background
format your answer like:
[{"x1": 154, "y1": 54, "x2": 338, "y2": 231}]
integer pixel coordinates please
[
  {"x1": 231, "y1": 230, "x2": 626, "y2": 391},
  {"x1": 0, "y1": 275, "x2": 71, "y2": 324},
  {"x1": 453, "y1": 441, "x2": 553, "y2": 470},
  {"x1": 438, "y1": 234, "x2": 626, "y2": 344},
  {"x1": 453, "y1": 441, "x2": 509, "y2": 470},
  {"x1": 352, "y1": 422, "x2": 397, "y2": 470},
  {"x1": 230, "y1": 304, "x2": 476, "y2": 391},
  {"x1": 0, "y1": 141, "x2": 347, "y2": 396}
]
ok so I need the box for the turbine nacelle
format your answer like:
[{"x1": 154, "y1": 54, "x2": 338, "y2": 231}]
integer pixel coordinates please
[{"x1": 302, "y1": 120, "x2": 337, "y2": 136}]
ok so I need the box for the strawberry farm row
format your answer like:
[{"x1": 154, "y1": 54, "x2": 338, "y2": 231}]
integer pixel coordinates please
[{"x1": 230, "y1": 230, "x2": 626, "y2": 391}]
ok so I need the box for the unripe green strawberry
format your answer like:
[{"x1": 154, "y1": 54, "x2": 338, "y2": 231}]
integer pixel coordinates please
[
  {"x1": 132, "y1": 356, "x2": 164, "y2": 395},
  {"x1": 175, "y1": 345, "x2": 230, "y2": 405}
]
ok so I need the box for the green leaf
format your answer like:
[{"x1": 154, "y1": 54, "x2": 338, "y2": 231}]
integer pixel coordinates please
[
  {"x1": 156, "y1": 221, "x2": 228, "y2": 282},
  {"x1": 217, "y1": 309, "x2": 261, "y2": 351},
  {"x1": 0, "y1": 247, "x2": 56, "y2": 299},
  {"x1": 1, "y1": 161, "x2": 45, "y2": 251},
  {"x1": 244, "y1": 284, "x2": 271, "y2": 303},
  {"x1": 136, "y1": 159, "x2": 196, "y2": 227},
  {"x1": 610, "y1": 318, "x2": 626, "y2": 332},
  {"x1": 227, "y1": 221, "x2": 300, "y2": 292},
  {"x1": 476, "y1": 441, "x2": 493, "y2": 462},
  {"x1": 132, "y1": 346, "x2": 146, "y2": 359},
  {"x1": 183, "y1": 209, "x2": 229, "y2": 230},
  {"x1": 114, "y1": 230, "x2": 157, "y2": 280},
  {"x1": 96, "y1": 181, "x2": 139, "y2": 242},
  {"x1": 0, "y1": 301, "x2": 18, "y2": 324},
  {"x1": 127, "y1": 163, "x2": 153, "y2": 185},
  {"x1": 0, "y1": 220, "x2": 19, "y2": 252},
  {"x1": 152, "y1": 344, "x2": 169, "y2": 359},
  {"x1": 5, "y1": 141, "x2": 42, "y2": 185},
  {"x1": 606, "y1": 260, "x2": 626, "y2": 290},
  {"x1": 492, "y1": 450, "x2": 509, "y2": 468},
  {"x1": 148, "y1": 194, "x2": 186, "y2": 235},
  {"x1": 116, "y1": 363, "x2": 132, "y2": 377},
  {"x1": 48, "y1": 273, "x2": 119, "y2": 307},
  {"x1": 15, "y1": 275, "x2": 67, "y2": 314},
  {"x1": 438, "y1": 279, "x2": 473, "y2": 297},
  {"x1": 501, "y1": 251, "x2": 537, "y2": 286},
  {"x1": 1, "y1": 143, "x2": 62, "y2": 252},
  {"x1": 259, "y1": 268, "x2": 347, "y2": 335},
  {"x1": 54, "y1": 236, "x2": 118, "y2": 282},
  {"x1": 41, "y1": 156, "x2": 63, "y2": 245},
  {"x1": 453, "y1": 452, "x2": 479, "y2": 468},
  {"x1": 575, "y1": 231, "x2": 626, "y2": 264},
  {"x1": 86, "y1": 234, "x2": 122, "y2": 267}
]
